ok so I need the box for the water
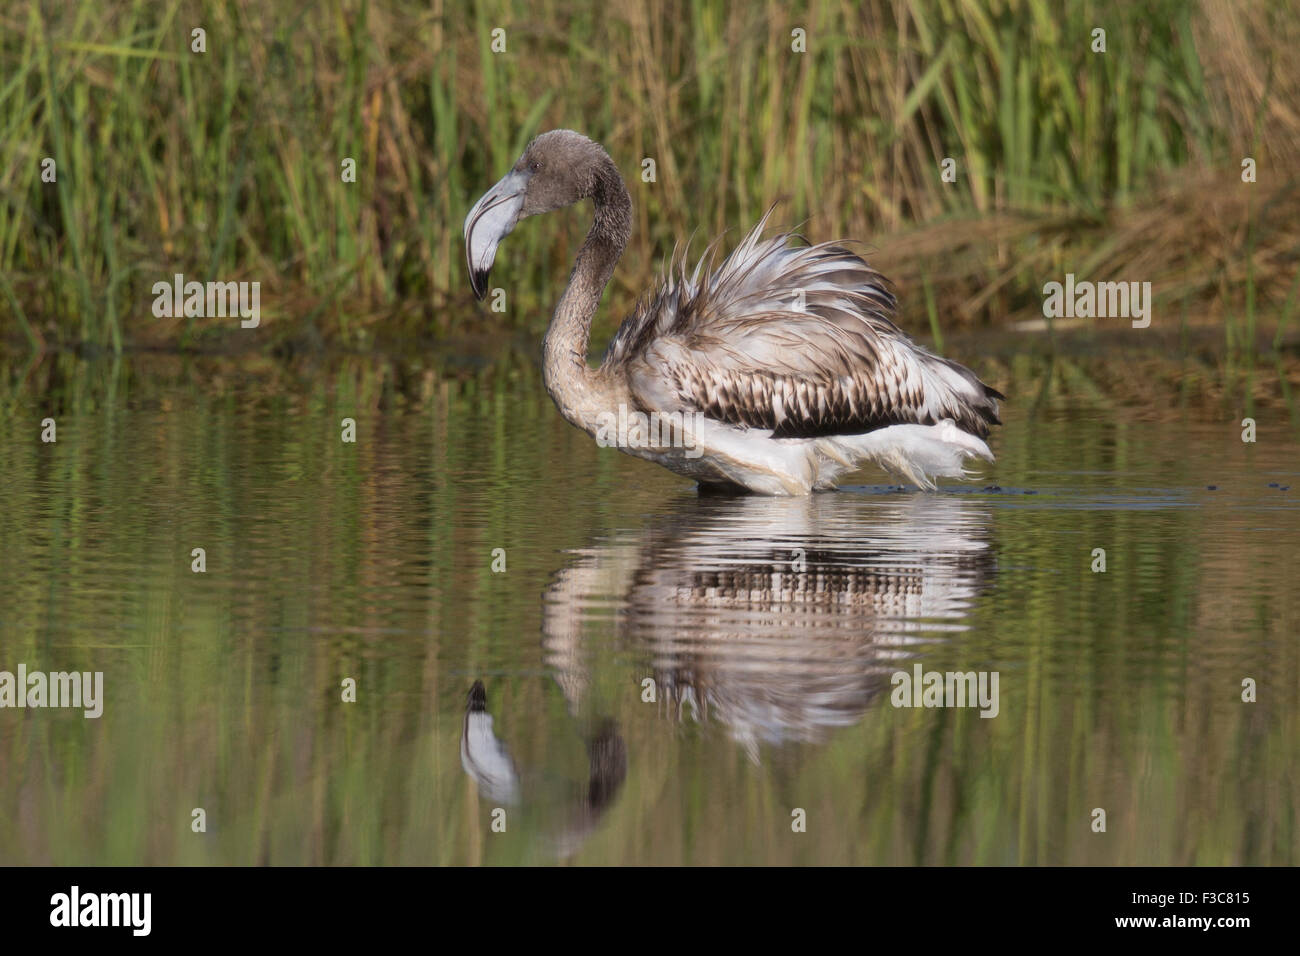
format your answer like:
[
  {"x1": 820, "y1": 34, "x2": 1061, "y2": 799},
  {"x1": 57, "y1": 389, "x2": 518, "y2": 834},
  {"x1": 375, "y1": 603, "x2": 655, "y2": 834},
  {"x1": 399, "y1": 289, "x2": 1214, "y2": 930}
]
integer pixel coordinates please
[{"x1": 1, "y1": 355, "x2": 1296, "y2": 864}]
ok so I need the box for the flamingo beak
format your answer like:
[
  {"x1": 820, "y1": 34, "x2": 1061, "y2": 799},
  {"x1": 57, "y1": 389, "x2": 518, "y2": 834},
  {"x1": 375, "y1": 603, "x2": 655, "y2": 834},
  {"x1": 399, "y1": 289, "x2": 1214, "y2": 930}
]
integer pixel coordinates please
[{"x1": 464, "y1": 171, "x2": 527, "y2": 301}]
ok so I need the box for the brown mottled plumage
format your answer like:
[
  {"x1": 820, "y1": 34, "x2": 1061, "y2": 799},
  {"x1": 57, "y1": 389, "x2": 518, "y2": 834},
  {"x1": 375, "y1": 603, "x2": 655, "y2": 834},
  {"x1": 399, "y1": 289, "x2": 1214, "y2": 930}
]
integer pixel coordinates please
[{"x1": 604, "y1": 209, "x2": 1004, "y2": 440}]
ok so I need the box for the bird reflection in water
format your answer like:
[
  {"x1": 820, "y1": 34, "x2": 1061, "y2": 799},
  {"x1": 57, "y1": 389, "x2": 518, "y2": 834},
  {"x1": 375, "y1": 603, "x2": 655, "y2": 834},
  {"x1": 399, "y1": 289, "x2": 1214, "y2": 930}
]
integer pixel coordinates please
[
  {"x1": 543, "y1": 491, "x2": 996, "y2": 759},
  {"x1": 461, "y1": 680, "x2": 628, "y2": 859},
  {"x1": 463, "y1": 490, "x2": 994, "y2": 855}
]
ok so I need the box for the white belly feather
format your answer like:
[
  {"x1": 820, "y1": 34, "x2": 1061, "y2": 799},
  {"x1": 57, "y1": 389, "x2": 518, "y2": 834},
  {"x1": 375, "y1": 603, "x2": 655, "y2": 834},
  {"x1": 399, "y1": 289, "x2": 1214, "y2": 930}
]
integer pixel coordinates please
[{"x1": 634, "y1": 415, "x2": 994, "y2": 495}]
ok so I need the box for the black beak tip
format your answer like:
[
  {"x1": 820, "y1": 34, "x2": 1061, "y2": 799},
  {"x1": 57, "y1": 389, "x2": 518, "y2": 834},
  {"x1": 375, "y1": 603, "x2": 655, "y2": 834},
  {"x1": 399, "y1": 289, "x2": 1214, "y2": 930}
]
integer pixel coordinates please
[
  {"x1": 467, "y1": 680, "x2": 487, "y2": 711},
  {"x1": 470, "y1": 269, "x2": 490, "y2": 301}
]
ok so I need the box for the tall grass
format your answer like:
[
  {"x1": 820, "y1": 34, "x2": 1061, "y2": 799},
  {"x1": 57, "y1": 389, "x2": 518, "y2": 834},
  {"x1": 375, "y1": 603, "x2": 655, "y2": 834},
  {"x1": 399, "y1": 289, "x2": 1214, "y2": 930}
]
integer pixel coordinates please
[{"x1": 1, "y1": 0, "x2": 1297, "y2": 351}]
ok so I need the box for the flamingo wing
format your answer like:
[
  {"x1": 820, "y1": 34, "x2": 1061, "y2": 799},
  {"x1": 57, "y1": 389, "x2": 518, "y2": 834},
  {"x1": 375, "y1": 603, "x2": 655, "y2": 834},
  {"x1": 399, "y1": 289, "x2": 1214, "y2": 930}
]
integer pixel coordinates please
[{"x1": 604, "y1": 212, "x2": 1003, "y2": 440}]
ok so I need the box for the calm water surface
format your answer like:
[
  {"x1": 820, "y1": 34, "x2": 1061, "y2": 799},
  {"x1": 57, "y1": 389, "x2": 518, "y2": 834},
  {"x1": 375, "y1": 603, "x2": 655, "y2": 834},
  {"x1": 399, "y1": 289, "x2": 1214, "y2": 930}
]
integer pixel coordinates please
[{"x1": 1, "y1": 356, "x2": 1296, "y2": 864}]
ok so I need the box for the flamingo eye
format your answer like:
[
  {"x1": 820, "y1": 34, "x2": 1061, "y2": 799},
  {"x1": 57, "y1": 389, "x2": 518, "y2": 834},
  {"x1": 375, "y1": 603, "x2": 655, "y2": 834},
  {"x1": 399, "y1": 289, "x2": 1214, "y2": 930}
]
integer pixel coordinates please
[{"x1": 529, "y1": 160, "x2": 541, "y2": 173}]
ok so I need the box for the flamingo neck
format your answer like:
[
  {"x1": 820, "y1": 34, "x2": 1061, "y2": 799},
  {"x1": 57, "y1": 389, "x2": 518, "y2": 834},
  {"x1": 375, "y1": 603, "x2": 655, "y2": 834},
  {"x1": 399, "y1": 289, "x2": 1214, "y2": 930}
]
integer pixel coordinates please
[{"x1": 542, "y1": 159, "x2": 631, "y2": 434}]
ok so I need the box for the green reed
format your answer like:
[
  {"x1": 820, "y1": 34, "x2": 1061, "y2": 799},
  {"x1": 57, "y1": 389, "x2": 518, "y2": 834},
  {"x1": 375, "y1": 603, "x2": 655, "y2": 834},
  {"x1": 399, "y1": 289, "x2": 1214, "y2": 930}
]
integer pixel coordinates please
[{"x1": 0, "y1": 0, "x2": 1291, "y2": 352}]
